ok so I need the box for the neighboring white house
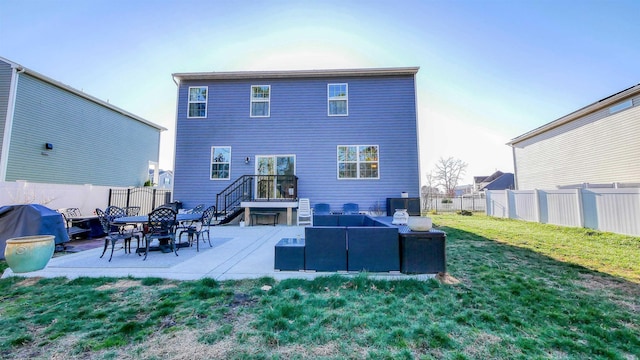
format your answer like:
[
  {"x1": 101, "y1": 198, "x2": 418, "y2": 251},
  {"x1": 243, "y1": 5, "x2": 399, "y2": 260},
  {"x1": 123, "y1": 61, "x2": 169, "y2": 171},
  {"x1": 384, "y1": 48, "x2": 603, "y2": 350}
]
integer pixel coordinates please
[{"x1": 508, "y1": 83, "x2": 640, "y2": 190}]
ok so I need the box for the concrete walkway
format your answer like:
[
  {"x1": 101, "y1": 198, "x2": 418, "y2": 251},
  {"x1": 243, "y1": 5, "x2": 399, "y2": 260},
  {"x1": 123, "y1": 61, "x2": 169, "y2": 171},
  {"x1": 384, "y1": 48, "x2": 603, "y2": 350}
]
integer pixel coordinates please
[{"x1": 2, "y1": 225, "x2": 434, "y2": 281}]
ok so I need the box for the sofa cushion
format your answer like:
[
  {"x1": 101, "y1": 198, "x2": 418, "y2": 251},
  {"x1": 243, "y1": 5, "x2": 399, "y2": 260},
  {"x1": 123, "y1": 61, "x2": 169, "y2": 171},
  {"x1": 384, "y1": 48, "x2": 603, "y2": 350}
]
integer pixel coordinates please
[
  {"x1": 305, "y1": 226, "x2": 347, "y2": 271},
  {"x1": 347, "y1": 227, "x2": 399, "y2": 272}
]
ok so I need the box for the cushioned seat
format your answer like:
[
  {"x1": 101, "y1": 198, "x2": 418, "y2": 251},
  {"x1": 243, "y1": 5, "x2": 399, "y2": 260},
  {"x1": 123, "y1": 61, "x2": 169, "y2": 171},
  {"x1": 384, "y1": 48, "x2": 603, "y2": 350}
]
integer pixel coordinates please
[
  {"x1": 304, "y1": 226, "x2": 347, "y2": 271},
  {"x1": 347, "y1": 226, "x2": 400, "y2": 272}
]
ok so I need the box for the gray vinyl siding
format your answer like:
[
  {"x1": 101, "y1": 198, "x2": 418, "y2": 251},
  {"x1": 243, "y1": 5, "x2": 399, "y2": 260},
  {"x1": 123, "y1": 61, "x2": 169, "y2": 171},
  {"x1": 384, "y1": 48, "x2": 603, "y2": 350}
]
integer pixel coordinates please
[
  {"x1": 0, "y1": 61, "x2": 12, "y2": 162},
  {"x1": 513, "y1": 94, "x2": 640, "y2": 189},
  {"x1": 173, "y1": 74, "x2": 419, "y2": 211},
  {"x1": 6, "y1": 73, "x2": 160, "y2": 186}
]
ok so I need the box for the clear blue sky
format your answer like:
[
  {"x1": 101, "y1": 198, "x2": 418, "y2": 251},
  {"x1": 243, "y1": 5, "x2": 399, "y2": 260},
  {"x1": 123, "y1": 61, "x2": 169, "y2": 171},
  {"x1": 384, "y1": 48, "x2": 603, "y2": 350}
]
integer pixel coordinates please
[{"x1": 2, "y1": 0, "x2": 639, "y2": 184}]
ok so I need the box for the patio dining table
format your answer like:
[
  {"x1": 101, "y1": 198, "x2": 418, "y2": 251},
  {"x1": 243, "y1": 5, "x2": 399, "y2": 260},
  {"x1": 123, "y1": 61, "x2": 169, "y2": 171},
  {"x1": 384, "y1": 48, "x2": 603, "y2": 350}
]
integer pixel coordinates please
[
  {"x1": 112, "y1": 213, "x2": 202, "y2": 254},
  {"x1": 111, "y1": 213, "x2": 201, "y2": 226}
]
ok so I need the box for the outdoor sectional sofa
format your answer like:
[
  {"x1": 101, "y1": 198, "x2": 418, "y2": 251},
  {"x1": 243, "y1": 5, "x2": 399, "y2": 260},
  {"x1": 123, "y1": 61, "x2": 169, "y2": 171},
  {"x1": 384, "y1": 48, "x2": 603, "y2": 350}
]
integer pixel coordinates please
[{"x1": 305, "y1": 215, "x2": 400, "y2": 272}]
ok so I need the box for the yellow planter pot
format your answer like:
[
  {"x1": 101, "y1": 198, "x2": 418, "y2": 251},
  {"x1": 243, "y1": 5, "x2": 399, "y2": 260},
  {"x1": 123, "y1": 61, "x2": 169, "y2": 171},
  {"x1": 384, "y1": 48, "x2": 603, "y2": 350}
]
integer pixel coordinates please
[{"x1": 4, "y1": 235, "x2": 55, "y2": 273}]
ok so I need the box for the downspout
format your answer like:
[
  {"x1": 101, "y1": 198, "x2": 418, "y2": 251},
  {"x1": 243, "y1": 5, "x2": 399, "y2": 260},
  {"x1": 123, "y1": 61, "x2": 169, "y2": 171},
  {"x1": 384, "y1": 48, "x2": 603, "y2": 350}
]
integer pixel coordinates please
[
  {"x1": 170, "y1": 75, "x2": 180, "y2": 200},
  {"x1": 412, "y1": 71, "x2": 422, "y2": 208},
  {"x1": 511, "y1": 145, "x2": 518, "y2": 190},
  {"x1": 0, "y1": 66, "x2": 25, "y2": 182}
]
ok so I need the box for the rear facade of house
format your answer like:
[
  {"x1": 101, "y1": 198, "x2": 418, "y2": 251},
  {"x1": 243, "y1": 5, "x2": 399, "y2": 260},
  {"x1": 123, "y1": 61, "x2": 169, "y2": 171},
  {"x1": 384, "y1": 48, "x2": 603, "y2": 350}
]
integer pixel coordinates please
[
  {"x1": 0, "y1": 57, "x2": 165, "y2": 187},
  {"x1": 172, "y1": 67, "x2": 420, "y2": 216},
  {"x1": 508, "y1": 83, "x2": 640, "y2": 190}
]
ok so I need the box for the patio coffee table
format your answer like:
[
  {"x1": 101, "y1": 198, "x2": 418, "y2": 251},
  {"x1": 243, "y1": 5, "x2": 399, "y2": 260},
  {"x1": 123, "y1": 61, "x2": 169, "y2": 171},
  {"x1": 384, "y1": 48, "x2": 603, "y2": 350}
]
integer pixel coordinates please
[{"x1": 274, "y1": 237, "x2": 305, "y2": 271}]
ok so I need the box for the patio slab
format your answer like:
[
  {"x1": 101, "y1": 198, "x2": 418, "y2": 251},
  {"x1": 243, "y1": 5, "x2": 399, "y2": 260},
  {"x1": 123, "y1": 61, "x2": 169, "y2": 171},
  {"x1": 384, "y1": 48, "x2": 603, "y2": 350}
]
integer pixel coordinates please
[{"x1": 1, "y1": 225, "x2": 435, "y2": 281}]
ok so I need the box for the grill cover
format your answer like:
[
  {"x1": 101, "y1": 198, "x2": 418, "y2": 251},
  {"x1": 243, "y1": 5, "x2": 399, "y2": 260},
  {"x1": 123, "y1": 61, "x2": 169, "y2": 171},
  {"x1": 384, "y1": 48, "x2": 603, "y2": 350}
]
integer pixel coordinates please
[{"x1": 0, "y1": 204, "x2": 69, "y2": 259}]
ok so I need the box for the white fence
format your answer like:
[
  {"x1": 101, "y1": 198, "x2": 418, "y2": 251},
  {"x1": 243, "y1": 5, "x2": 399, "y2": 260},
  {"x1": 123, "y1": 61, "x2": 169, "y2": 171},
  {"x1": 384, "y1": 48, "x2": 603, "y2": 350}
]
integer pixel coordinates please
[
  {"x1": 422, "y1": 195, "x2": 486, "y2": 213},
  {"x1": 0, "y1": 181, "x2": 115, "y2": 216},
  {"x1": 486, "y1": 189, "x2": 640, "y2": 236}
]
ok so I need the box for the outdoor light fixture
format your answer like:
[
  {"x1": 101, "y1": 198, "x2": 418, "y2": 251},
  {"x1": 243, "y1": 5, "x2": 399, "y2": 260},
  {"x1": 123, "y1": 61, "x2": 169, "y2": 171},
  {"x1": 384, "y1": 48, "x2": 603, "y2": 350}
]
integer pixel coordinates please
[
  {"x1": 45, "y1": 143, "x2": 53, "y2": 150},
  {"x1": 245, "y1": 156, "x2": 251, "y2": 164}
]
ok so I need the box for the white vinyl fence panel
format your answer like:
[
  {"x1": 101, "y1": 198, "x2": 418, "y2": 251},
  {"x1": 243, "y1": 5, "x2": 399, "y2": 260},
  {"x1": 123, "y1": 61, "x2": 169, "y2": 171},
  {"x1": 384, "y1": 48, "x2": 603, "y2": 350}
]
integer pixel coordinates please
[
  {"x1": 487, "y1": 188, "x2": 640, "y2": 236},
  {"x1": 486, "y1": 191, "x2": 508, "y2": 218},
  {"x1": 540, "y1": 189, "x2": 582, "y2": 227},
  {"x1": 423, "y1": 195, "x2": 486, "y2": 213},
  {"x1": 510, "y1": 191, "x2": 537, "y2": 222}
]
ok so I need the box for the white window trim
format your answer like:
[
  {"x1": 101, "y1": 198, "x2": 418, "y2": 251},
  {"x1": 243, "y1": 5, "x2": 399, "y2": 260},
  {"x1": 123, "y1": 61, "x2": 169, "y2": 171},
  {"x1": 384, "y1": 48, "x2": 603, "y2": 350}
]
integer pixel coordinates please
[
  {"x1": 336, "y1": 145, "x2": 380, "y2": 180},
  {"x1": 250, "y1": 85, "x2": 271, "y2": 118},
  {"x1": 210, "y1": 146, "x2": 231, "y2": 180},
  {"x1": 187, "y1": 86, "x2": 208, "y2": 118},
  {"x1": 328, "y1": 83, "x2": 348, "y2": 116}
]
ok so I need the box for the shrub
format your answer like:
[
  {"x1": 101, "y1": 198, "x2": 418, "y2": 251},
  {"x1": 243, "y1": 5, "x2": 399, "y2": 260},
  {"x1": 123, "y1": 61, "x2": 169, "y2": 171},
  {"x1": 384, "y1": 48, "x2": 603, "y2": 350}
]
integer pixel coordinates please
[{"x1": 457, "y1": 210, "x2": 473, "y2": 216}]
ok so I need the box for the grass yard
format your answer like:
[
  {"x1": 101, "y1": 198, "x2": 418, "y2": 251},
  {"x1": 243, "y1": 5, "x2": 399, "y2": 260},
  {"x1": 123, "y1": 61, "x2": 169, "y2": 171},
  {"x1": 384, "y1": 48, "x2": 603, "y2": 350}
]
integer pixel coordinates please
[{"x1": 0, "y1": 214, "x2": 638, "y2": 359}]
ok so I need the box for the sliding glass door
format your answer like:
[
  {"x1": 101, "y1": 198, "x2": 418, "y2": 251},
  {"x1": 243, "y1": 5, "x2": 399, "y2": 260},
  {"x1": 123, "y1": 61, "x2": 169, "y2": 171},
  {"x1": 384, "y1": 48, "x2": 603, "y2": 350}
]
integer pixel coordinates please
[{"x1": 256, "y1": 155, "x2": 295, "y2": 199}]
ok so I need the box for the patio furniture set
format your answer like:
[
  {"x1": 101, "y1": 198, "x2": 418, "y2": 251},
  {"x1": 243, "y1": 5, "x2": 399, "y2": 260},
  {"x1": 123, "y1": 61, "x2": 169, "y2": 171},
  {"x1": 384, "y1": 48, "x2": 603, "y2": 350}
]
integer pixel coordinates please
[
  {"x1": 276, "y1": 212, "x2": 447, "y2": 274},
  {"x1": 95, "y1": 204, "x2": 216, "y2": 261}
]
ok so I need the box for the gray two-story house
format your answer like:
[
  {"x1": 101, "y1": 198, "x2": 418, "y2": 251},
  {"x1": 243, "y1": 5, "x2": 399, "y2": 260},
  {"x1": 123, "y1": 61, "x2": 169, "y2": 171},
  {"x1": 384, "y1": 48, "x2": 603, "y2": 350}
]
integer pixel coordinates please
[{"x1": 172, "y1": 67, "x2": 420, "y2": 222}]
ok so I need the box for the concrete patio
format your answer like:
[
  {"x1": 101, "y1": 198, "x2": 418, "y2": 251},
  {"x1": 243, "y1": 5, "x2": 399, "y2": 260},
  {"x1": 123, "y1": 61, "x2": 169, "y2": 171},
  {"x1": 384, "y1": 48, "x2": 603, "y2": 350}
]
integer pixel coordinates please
[{"x1": 1, "y1": 225, "x2": 435, "y2": 281}]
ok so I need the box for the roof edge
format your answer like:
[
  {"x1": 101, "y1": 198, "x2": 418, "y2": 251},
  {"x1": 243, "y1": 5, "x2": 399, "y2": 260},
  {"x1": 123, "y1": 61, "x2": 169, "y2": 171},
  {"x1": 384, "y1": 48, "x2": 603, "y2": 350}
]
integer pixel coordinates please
[
  {"x1": 0, "y1": 56, "x2": 167, "y2": 131},
  {"x1": 172, "y1": 67, "x2": 420, "y2": 81},
  {"x1": 508, "y1": 83, "x2": 640, "y2": 146}
]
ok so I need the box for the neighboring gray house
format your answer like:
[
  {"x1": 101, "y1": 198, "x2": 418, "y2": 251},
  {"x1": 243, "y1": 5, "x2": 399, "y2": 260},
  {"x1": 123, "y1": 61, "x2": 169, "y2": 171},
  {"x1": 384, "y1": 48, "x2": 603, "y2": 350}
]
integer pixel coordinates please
[
  {"x1": 508, "y1": 83, "x2": 640, "y2": 190},
  {"x1": 0, "y1": 56, "x2": 166, "y2": 187},
  {"x1": 157, "y1": 170, "x2": 173, "y2": 189},
  {"x1": 474, "y1": 171, "x2": 514, "y2": 191},
  {"x1": 148, "y1": 169, "x2": 173, "y2": 189}
]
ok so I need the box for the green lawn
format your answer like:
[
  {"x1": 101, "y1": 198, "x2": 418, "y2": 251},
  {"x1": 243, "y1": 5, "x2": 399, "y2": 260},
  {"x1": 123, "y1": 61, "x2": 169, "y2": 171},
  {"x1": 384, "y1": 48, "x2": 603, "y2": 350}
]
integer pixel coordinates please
[{"x1": 0, "y1": 214, "x2": 638, "y2": 359}]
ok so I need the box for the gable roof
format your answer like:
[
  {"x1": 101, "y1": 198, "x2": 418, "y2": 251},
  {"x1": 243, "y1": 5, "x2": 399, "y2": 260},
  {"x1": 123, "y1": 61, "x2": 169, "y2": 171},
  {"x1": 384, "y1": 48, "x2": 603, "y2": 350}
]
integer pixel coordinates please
[
  {"x1": 474, "y1": 171, "x2": 504, "y2": 185},
  {"x1": 0, "y1": 56, "x2": 166, "y2": 131},
  {"x1": 481, "y1": 173, "x2": 515, "y2": 190},
  {"x1": 507, "y1": 83, "x2": 640, "y2": 146},
  {"x1": 474, "y1": 171, "x2": 514, "y2": 191},
  {"x1": 172, "y1": 67, "x2": 420, "y2": 82}
]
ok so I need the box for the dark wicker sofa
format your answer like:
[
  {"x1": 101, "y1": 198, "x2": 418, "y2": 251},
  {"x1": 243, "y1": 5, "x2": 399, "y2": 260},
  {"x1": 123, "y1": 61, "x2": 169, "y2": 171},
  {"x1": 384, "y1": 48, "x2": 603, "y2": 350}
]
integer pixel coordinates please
[{"x1": 305, "y1": 215, "x2": 399, "y2": 272}]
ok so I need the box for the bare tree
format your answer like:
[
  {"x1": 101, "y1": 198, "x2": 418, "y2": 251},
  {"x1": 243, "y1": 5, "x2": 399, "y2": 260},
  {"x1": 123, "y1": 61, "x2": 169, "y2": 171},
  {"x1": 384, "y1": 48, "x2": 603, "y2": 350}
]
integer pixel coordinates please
[
  {"x1": 421, "y1": 171, "x2": 438, "y2": 211},
  {"x1": 434, "y1": 157, "x2": 468, "y2": 197}
]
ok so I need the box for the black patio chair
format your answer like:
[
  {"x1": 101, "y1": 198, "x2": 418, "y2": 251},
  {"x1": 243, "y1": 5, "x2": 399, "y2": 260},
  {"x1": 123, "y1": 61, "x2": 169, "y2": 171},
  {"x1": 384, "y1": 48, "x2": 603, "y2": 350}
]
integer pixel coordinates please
[
  {"x1": 96, "y1": 208, "x2": 134, "y2": 262},
  {"x1": 124, "y1": 206, "x2": 141, "y2": 216},
  {"x1": 107, "y1": 206, "x2": 143, "y2": 251},
  {"x1": 177, "y1": 205, "x2": 216, "y2": 252},
  {"x1": 175, "y1": 204, "x2": 206, "y2": 246},
  {"x1": 56, "y1": 208, "x2": 90, "y2": 240},
  {"x1": 143, "y1": 207, "x2": 178, "y2": 260}
]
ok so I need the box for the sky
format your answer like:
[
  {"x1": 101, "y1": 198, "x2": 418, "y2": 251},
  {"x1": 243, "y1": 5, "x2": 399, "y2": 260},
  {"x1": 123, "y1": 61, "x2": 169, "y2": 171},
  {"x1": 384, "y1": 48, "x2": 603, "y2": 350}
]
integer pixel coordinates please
[{"x1": 2, "y1": 0, "x2": 640, "y2": 185}]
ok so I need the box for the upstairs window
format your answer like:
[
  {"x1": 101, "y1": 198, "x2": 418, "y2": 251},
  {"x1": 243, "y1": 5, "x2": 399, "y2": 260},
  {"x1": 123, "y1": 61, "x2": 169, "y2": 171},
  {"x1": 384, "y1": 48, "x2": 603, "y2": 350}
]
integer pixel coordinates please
[
  {"x1": 188, "y1": 86, "x2": 207, "y2": 118},
  {"x1": 211, "y1": 146, "x2": 231, "y2": 180},
  {"x1": 328, "y1": 83, "x2": 348, "y2": 116},
  {"x1": 251, "y1": 85, "x2": 270, "y2": 117},
  {"x1": 337, "y1": 145, "x2": 379, "y2": 179}
]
